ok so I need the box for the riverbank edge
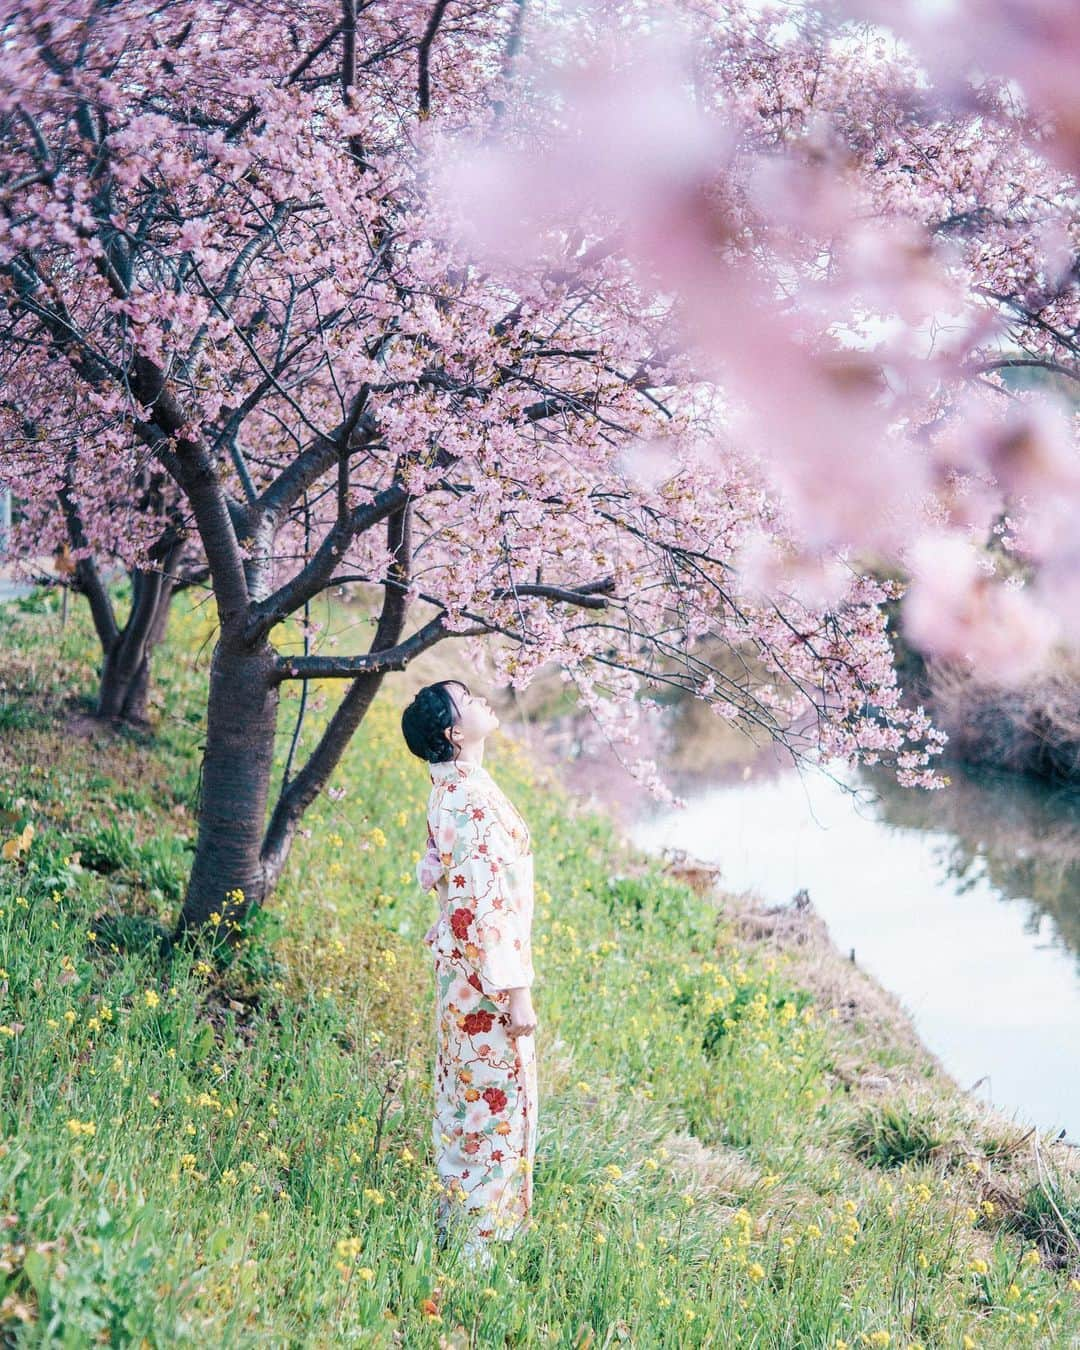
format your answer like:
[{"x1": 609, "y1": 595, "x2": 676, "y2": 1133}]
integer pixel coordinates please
[{"x1": 540, "y1": 749, "x2": 1080, "y2": 1284}]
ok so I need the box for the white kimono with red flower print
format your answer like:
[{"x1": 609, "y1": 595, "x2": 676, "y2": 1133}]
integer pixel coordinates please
[{"x1": 418, "y1": 759, "x2": 538, "y2": 1244}]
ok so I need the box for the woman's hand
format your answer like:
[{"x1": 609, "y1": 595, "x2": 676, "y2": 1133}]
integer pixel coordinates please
[{"x1": 506, "y1": 988, "x2": 538, "y2": 1039}]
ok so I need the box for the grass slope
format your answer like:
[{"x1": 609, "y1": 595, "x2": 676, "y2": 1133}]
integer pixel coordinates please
[{"x1": 0, "y1": 585, "x2": 1077, "y2": 1347}]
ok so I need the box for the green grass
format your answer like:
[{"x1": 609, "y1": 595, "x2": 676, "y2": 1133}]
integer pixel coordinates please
[
  {"x1": 0, "y1": 587, "x2": 1076, "y2": 1346},
  {"x1": 846, "y1": 1103, "x2": 946, "y2": 1171}
]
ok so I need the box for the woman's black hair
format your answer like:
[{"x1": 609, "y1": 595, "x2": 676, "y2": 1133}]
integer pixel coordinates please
[{"x1": 401, "y1": 681, "x2": 469, "y2": 763}]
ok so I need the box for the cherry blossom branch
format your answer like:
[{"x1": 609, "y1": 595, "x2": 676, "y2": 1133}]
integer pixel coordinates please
[
  {"x1": 270, "y1": 611, "x2": 487, "y2": 684},
  {"x1": 962, "y1": 357, "x2": 1080, "y2": 385},
  {"x1": 242, "y1": 402, "x2": 381, "y2": 534},
  {"x1": 244, "y1": 476, "x2": 411, "y2": 644},
  {"x1": 261, "y1": 499, "x2": 416, "y2": 871}
]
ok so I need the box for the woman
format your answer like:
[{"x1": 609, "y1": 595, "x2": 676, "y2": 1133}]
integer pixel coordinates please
[{"x1": 401, "y1": 680, "x2": 539, "y2": 1265}]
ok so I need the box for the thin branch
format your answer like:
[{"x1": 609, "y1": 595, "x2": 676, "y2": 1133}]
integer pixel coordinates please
[
  {"x1": 961, "y1": 356, "x2": 1080, "y2": 385},
  {"x1": 497, "y1": 578, "x2": 615, "y2": 609},
  {"x1": 244, "y1": 476, "x2": 408, "y2": 642}
]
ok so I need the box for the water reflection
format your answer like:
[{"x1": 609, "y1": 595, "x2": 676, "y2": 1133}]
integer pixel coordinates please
[
  {"x1": 862, "y1": 761, "x2": 1080, "y2": 974},
  {"x1": 633, "y1": 752, "x2": 1080, "y2": 1139}
]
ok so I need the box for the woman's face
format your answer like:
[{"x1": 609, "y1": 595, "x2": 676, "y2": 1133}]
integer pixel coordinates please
[{"x1": 446, "y1": 684, "x2": 499, "y2": 746}]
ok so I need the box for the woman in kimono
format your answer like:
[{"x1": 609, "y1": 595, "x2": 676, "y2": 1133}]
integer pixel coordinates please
[{"x1": 401, "y1": 680, "x2": 539, "y2": 1266}]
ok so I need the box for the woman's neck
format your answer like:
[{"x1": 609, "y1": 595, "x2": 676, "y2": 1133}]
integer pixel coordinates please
[{"x1": 454, "y1": 741, "x2": 485, "y2": 768}]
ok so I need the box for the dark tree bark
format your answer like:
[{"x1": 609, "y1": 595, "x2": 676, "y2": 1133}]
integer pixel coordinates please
[
  {"x1": 58, "y1": 456, "x2": 188, "y2": 730},
  {"x1": 174, "y1": 632, "x2": 282, "y2": 935},
  {"x1": 95, "y1": 557, "x2": 181, "y2": 726}
]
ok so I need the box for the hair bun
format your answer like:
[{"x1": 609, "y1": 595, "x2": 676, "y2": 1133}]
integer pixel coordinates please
[{"x1": 401, "y1": 681, "x2": 468, "y2": 763}]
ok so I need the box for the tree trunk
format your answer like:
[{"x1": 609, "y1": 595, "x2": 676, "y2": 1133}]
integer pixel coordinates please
[
  {"x1": 174, "y1": 634, "x2": 280, "y2": 938},
  {"x1": 95, "y1": 567, "x2": 177, "y2": 727}
]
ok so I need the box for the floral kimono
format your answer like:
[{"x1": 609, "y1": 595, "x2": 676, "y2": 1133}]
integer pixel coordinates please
[{"x1": 417, "y1": 758, "x2": 538, "y2": 1246}]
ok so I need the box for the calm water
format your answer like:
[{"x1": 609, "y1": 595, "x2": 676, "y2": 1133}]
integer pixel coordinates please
[{"x1": 634, "y1": 756, "x2": 1080, "y2": 1139}]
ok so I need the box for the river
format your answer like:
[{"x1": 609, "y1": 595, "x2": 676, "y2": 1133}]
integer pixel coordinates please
[{"x1": 632, "y1": 751, "x2": 1080, "y2": 1141}]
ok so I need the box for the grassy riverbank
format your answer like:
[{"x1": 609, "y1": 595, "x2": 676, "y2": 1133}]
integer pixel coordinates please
[{"x1": 0, "y1": 586, "x2": 1078, "y2": 1347}]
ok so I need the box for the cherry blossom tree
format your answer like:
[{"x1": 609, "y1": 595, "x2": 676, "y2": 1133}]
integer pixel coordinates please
[
  {"x1": 442, "y1": 1, "x2": 1080, "y2": 673},
  {"x1": 0, "y1": 423, "x2": 202, "y2": 725},
  {"x1": 4, "y1": 0, "x2": 1070, "y2": 937}
]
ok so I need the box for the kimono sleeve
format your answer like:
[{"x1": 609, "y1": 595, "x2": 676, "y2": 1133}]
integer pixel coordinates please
[
  {"x1": 435, "y1": 786, "x2": 534, "y2": 995},
  {"x1": 415, "y1": 826, "x2": 443, "y2": 892}
]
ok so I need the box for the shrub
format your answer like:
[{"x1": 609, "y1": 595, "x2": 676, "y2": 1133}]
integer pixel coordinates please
[{"x1": 846, "y1": 1101, "x2": 944, "y2": 1168}]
